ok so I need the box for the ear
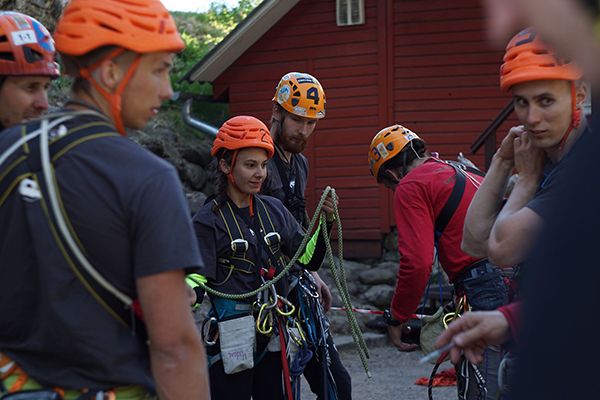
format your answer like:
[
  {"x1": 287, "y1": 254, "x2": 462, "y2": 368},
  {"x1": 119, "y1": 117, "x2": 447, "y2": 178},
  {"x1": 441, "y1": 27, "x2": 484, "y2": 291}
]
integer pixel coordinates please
[
  {"x1": 218, "y1": 158, "x2": 231, "y2": 174},
  {"x1": 576, "y1": 82, "x2": 588, "y2": 107},
  {"x1": 95, "y1": 58, "x2": 124, "y2": 92},
  {"x1": 271, "y1": 103, "x2": 281, "y2": 120}
]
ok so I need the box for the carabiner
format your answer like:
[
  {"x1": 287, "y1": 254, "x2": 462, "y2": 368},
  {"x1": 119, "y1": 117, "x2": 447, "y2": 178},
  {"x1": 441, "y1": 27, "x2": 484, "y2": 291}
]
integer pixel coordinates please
[
  {"x1": 275, "y1": 295, "x2": 296, "y2": 317},
  {"x1": 286, "y1": 318, "x2": 307, "y2": 346},
  {"x1": 256, "y1": 303, "x2": 274, "y2": 335},
  {"x1": 202, "y1": 317, "x2": 218, "y2": 346}
]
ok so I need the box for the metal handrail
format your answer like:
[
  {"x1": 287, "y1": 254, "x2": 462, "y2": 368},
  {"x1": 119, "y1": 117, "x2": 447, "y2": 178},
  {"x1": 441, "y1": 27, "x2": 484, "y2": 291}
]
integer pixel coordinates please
[
  {"x1": 181, "y1": 98, "x2": 218, "y2": 138},
  {"x1": 470, "y1": 100, "x2": 514, "y2": 169}
]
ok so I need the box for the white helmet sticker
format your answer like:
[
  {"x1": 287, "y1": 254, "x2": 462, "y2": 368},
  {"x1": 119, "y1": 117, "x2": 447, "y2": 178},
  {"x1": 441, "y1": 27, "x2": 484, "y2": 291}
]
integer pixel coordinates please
[
  {"x1": 403, "y1": 132, "x2": 417, "y2": 141},
  {"x1": 12, "y1": 30, "x2": 36, "y2": 46},
  {"x1": 278, "y1": 85, "x2": 291, "y2": 103},
  {"x1": 376, "y1": 142, "x2": 389, "y2": 159},
  {"x1": 293, "y1": 106, "x2": 307, "y2": 116}
]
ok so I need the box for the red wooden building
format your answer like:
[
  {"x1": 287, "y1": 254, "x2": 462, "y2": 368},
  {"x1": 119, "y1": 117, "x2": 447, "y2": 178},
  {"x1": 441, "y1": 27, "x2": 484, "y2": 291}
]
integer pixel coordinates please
[{"x1": 183, "y1": 0, "x2": 517, "y2": 258}]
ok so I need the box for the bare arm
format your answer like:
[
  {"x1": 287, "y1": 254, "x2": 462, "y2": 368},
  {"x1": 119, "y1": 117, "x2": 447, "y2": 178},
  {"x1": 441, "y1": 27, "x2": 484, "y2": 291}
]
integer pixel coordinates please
[
  {"x1": 137, "y1": 270, "x2": 210, "y2": 400},
  {"x1": 489, "y1": 131, "x2": 545, "y2": 266},
  {"x1": 462, "y1": 127, "x2": 520, "y2": 257}
]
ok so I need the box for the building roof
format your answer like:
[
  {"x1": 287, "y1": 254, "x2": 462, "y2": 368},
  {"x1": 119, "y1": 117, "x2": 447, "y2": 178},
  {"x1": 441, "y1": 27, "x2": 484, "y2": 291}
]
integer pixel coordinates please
[{"x1": 181, "y1": 0, "x2": 300, "y2": 83}]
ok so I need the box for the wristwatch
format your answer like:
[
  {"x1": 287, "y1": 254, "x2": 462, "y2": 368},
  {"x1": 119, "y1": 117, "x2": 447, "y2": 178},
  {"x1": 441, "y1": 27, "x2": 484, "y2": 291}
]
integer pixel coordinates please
[{"x1": 383, "y1": 309, "x2": 401, "y2": 326}]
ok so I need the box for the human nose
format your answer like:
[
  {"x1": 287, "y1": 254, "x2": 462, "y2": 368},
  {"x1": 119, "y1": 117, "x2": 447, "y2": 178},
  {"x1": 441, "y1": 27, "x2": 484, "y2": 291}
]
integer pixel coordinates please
[
  {"x1": 34, "y1": 90, "x2": 49, "y2": 111},
  {"x1": 299, "y1": 121, "x2": 310, "y2": 137},
  {"x1": 256, "y1": 165, "x2": 267, "y2": 179},
  {"x1": 525, "y1": 105, "x2": 542, "y2": 127},
  {"x1": 160, "y1": 78, "x2": 174, "y2": 102}
]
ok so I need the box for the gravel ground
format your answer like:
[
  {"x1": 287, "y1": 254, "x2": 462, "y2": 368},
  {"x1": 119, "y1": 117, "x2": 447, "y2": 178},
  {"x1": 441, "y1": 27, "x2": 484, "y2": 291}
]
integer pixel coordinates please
[{"x1": 301, "y1": 341, "x2": 457, "y2": 400}]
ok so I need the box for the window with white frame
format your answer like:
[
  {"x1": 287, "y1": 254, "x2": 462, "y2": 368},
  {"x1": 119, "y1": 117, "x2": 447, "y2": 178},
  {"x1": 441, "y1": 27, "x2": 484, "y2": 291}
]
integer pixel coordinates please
[{"x1": 337, "y1": 0, "x2": 365, "y2": 26}]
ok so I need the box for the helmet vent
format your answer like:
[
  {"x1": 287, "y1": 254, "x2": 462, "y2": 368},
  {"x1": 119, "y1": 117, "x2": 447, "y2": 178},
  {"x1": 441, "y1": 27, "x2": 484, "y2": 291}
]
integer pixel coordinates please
[
  {"x1": 126, "y1": 8, "x2": 156, "y2": 18},
  {"x1": 23, "y1": 47, "x2": 44, "y2": 63},
  {"x1": 93, "y1": 7, "x2": 122, "y2": 21},
  {"x1": 98, "y1": 21, "x2": 122, "y2": 34},
  {"x1": 131, "y1": 19, "x2": 155, "y2": 33},
  {"x1": 0, "y1": 51, "x2": 15, "y2": 62},
  {"x1": 0, "y1": 35, "x2": 7, "y2": 43}
]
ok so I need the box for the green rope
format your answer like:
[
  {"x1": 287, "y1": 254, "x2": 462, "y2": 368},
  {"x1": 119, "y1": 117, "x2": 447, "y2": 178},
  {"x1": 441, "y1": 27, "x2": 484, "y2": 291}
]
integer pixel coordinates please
[
  {"x1": 320, "y1": 189, "x2": 371, "y2": 378},
  {"x1": 198, "y1": 187, "x2": 371, "y2": 377}
]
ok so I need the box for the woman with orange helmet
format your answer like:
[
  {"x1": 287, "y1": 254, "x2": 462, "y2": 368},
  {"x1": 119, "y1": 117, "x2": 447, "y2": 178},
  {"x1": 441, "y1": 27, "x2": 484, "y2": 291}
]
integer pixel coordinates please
[
  {"x1": 463, "y1": 28, "x2": 589, "y2": 267},
  {"x1": 189, "y1": 115, "x2": 333, "y2": 400},
  {"x1": 367, "y1": 123, "x2": 509, "y2": 400},
  {"x1": 0, "y1": 11, "x2": 59, "y2": 130}
]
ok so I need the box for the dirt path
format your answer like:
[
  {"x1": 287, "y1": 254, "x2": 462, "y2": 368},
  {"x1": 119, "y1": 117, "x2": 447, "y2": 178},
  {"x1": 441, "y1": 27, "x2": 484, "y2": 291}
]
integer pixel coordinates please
[{"x1": 301, "y1": 342, "x2": 456, "y2": 400}]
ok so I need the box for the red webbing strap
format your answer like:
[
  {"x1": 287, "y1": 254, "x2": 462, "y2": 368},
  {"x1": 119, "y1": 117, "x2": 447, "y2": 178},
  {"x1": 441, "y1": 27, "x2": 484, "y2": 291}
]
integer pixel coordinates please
[{"x1": 278, "y1": 318, "x2": 294, "y2": 400}]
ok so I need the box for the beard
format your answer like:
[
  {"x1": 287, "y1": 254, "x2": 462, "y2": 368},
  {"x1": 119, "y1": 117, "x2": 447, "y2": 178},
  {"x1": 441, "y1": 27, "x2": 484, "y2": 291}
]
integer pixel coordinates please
[{"x1": 280, "y1": 134, "x2": 307, "y2": 154}]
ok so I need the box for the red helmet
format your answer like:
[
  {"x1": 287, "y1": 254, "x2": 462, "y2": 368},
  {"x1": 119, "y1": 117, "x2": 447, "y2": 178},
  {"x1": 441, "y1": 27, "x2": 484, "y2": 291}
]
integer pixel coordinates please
[
  {"x1": 500, "y1": 28, "x2": 581, "y2": 91},
  {"x1": 0, "y1": 12, "x2": 59, "y2": 77},
  {"x1": 212, "y1": 116, "x2": 274, "y2": 158}
]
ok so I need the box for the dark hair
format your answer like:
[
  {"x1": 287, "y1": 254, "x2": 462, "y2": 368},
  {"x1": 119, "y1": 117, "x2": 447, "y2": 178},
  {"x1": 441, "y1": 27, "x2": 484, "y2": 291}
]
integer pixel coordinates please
[
  {"x1": 211, "y1": 150, "x2": 234, "y2": 212},
  {"x1": 380, "y1": 138, "x2": 428, "y2": 177}
]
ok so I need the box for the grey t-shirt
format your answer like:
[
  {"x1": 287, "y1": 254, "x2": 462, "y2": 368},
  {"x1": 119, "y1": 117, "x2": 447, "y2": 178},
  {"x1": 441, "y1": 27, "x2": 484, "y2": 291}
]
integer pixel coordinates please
[
  {"x1": 262, "y1": 148, "x2": 309, "y2": 226},
  {"x1": 0, "y1": 113, "x2": 203, "y2": 390}
]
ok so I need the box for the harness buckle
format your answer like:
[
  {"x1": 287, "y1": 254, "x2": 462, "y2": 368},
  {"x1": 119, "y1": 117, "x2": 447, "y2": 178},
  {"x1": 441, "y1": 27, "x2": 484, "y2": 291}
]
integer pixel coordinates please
[
  {"x1": 263, "y1": 232, "x2": 281, "y2": 247},
  {"x1": 230, "y1": 238, "x2": 248, "y2": 253},
  {"x1": 18, "y1": 178, "x2": 41, "y2": 202}
]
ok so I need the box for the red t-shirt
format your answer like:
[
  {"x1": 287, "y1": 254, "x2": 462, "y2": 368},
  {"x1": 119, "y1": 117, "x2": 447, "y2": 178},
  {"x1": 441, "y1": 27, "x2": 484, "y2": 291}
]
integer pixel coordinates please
[{"x1": 390, "y1": 158, "x2": 483, "y2": 322}]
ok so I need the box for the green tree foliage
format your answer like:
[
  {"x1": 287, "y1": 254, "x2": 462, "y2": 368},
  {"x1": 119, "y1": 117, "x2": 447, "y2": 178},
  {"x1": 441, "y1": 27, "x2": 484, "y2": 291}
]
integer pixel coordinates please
[{"x1": 167, "y1": 0, "x2": 261, "y2": 133}]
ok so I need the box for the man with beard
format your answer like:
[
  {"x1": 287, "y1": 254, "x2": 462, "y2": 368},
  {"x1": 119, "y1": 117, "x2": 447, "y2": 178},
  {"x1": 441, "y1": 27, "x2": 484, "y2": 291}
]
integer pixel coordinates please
[{"x1": 261, "y1": 72, "x2": 352, "y2": 400}]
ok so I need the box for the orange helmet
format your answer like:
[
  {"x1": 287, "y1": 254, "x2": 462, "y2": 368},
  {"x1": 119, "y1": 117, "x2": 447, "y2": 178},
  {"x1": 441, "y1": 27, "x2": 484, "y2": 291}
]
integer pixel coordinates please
[
  {"x1": 368, "y1": 124, "x2": 421, "y2": 178},
  {"x1": 54, "y1": 0, "x2": 184, "y2": 56},
  {"x1": 500, "y1": 28, "x2": 582, "y2": 92},
  {"x1": 273, "y1": 72, "x2": 326, "y2": 119},
  {"x1": 0, "y1": 12, "x2": 59, "y2": 77},
  {"x1": 212, "y1": 116, "x2": 274, "y2": 158}
]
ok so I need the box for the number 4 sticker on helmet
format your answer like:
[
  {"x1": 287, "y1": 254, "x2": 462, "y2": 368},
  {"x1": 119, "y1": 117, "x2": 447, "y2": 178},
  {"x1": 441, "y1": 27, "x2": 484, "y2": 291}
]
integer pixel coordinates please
[{"x1": 306, "y1": 87, "x2": 320, "y2": 105}]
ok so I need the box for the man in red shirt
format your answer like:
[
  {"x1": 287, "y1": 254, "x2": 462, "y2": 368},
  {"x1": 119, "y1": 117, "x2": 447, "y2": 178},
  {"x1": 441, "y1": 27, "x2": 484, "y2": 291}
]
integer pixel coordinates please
[{"x1": 368, "y1": 124, "x2": 506, "y2": 399}]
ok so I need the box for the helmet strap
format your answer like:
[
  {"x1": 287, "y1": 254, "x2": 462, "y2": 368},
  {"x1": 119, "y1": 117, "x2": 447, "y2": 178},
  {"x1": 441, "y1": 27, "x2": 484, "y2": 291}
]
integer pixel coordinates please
[
  {"x1": 78, "y1": 48, "x2": 142, "y2": 136},
  {"x1": 558, "y1": 81, "x2": 582, "y2": 152}
]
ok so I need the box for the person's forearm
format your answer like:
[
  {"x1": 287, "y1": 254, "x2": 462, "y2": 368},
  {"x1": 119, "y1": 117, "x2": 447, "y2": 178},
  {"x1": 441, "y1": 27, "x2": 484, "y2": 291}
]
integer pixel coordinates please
[
  {"x1": 462, "y1": 154, "x2": 514, "y2": 256},
  {"x1": 488, "y1": 175, "x2": 540, "y2": 266},
  {"x1": 150, "y1": 335, "x2": 210, "y2": 400}
]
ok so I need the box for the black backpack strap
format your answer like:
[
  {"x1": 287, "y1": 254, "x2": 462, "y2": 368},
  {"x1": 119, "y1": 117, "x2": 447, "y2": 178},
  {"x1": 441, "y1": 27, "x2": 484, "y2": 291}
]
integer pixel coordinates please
[
  {"x1": 272, "y1": 151, "x2": 306, "y2": 225},
  {"x1": 433, "y1": 161, "x2": 485, "y2": 241},
  {"x1": 0, "y1": 118, "x2": 117, "y2": 207},
  {"x1": 0, "y1": 115, "x2": 152, "y2": 335},
  {"x1": 435, "y1": 167, "x2": 465, "y2": 240},
  {"x1": 434, "y1": 162, "x2": 477, "y2": 241}
]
